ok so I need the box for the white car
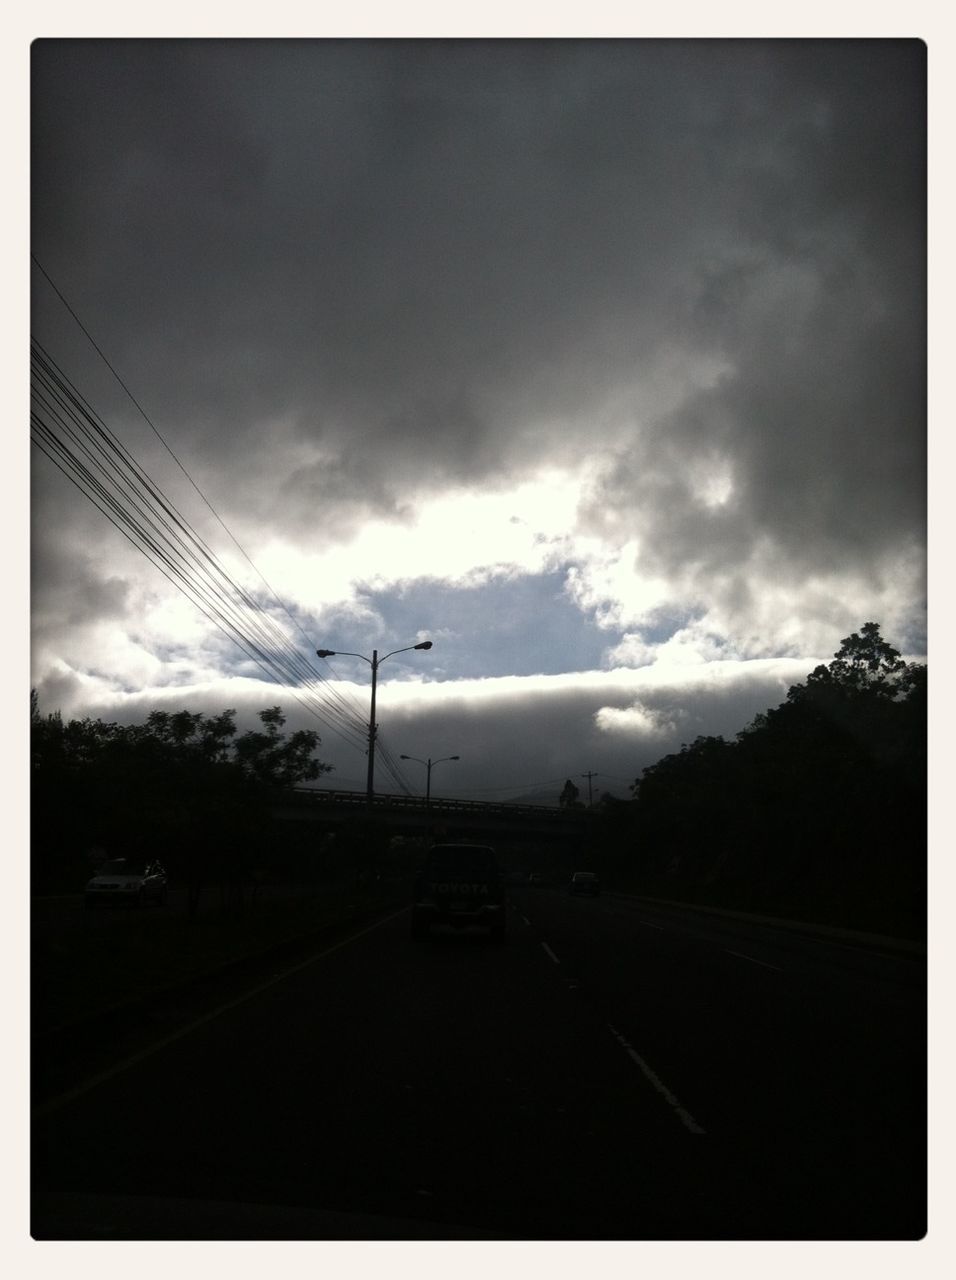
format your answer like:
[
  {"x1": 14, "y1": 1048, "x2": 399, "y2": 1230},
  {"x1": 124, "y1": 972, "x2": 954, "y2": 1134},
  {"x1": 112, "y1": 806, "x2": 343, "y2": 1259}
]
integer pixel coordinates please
[{"x1": 84, "y1": 858, "x2": 168, "y2": 908}]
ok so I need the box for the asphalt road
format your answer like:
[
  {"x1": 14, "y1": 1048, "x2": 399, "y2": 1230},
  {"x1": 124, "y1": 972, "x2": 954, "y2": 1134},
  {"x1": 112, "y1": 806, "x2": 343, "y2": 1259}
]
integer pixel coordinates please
[{"x1": 31, "y1": 886, "x2": 926, "y2": 1240}]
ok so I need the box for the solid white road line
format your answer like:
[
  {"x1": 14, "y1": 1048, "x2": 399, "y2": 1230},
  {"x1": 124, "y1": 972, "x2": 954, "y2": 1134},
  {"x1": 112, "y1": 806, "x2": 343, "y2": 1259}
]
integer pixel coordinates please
[
  {"x1": 541, "y1": 942, "x2": 561, "y2": 965},
  {"x1": 34, "y1": 906, "x2": 410, "y2": 1118},
  {"x1": 607, "y1": 1023, "x2": 706, "y2": 1135},
  {"x1": 723, "y1": 948, "x2": 781, "y2": 971}
]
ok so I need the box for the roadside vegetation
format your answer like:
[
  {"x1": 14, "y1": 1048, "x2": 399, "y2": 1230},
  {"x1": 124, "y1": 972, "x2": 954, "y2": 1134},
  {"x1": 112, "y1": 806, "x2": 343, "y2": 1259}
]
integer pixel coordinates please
[
  {"x1": 30, "y1": 701, "x2": 335, "y2": 904},
  {"x1": 29, "y1": 705, "x2": 408, "y2": 1032},
  {"x1": 588, "y1": 623, "x2": 926, "y2": 939}
]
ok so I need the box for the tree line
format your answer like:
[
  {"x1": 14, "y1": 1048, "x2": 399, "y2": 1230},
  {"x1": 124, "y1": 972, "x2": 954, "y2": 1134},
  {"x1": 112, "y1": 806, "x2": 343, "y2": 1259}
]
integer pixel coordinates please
[
  {"x1": 30, "y1": 700, "x2": 331, "y2": 900},
  {"x1": 589, "y1": 623, "x2": 926, "y2": 937}
]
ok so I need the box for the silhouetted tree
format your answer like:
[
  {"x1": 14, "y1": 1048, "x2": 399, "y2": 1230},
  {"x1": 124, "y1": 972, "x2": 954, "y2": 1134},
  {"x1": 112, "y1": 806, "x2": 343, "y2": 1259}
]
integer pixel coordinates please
[
  {"x1": 30, "y1": 698, "x2": 331, "y2": 900},
  {"x1": 797, "y1": 621, "x2": 914, "y2": 701},
  {"x1": 615, "y1": 623, "x2": 925, "y2": 935},
  {"x1": 559, "y1": 778, "x2": 582, "y2": 808},
  {"x1": 635, "y1": 736, "x2": 736, "y2": 884},
  {"x1": 233, "y1": 706, "x2": 327, "y2": 790}
]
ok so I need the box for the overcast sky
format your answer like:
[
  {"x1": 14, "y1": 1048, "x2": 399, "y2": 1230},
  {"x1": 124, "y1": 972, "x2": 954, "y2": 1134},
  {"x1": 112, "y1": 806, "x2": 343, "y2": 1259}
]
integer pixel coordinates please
[{"x1": 29, "y1": 38, "x2": 926, "y2": 803}]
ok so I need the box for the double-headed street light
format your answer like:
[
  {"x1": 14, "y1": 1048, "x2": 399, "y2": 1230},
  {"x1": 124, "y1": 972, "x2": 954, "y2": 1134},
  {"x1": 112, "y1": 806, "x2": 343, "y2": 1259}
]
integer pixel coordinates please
[
  {"x1": 316, "y1": 640, "x2": 433, "y2": 807},
  {"x1": 399, "y1": 753, "x2": 460, "y2": 807}
]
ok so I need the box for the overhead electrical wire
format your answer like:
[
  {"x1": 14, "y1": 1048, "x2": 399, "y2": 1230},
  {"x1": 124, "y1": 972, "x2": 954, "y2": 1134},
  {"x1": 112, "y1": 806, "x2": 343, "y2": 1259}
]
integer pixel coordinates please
[
  {"x1": 452, "y1": 776, "x2": 573, "y2": 796},
  {"x1": 30, "y1": 340, "x2": 384, "y2": 763},
  {"x1": 30, "y1": 299, "x2": 416, "y2": 791},
  {"x1": 31, "y1": 259, "x2": 318, "y2": 654},
  {"x1": 31, "y1": 343, "x2": 370, "y2": 756}
]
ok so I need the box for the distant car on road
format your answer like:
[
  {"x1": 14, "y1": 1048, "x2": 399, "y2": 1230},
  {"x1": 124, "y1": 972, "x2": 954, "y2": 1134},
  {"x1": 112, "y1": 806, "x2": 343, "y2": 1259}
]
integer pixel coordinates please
[
  {"x1": 85, "y1": 859, "x2": 168, "y2": 909},
  {"x1": 527, "y1": 871, "x2": 552, "y2": 887},
  {"x1": 412, "y1": 843, "x2": 507, "y2": 940},
  {"x1": 568, "y1": 871, "x2": 600, "y2": 896}
]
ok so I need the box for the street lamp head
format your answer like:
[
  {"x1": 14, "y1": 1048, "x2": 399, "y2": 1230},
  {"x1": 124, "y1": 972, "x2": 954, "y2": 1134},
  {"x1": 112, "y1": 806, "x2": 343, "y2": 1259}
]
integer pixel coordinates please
[
  {"x1": 450, "y1": 755, "x2": 460, "y2": 761},
  {"x1": 316, "y1": 649, "x2": 336, "y2": 658},
  {"x1": 414, "y1": 640, "x2": 433, "y2": 650}
]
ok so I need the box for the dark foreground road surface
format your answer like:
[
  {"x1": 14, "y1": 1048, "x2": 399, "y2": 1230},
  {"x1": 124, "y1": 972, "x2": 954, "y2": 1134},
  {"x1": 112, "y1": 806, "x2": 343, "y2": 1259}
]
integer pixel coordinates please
[{"x1": 32, "y1": 887, "x2": 926, "y2": 1240}]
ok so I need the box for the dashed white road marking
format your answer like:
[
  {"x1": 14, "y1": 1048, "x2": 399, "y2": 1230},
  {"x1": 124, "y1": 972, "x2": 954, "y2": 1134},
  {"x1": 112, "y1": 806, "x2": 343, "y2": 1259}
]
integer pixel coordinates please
[
  {"x1": 723, "y1": 949, "x2": 781, "y2": 971},
  {"x1": 541, "y1": 942, "x2": 561, "y2": 965},
  {"x1": 519, "y1": 914, "x2": 531, "y2": 926},
  {"x1": 638, "y1": 920, "x2": 665, "y2": 930},
  {"x1": 34, "y1": 906, "x2": 410, "y2": 1118},
  {"x1": 607, "y1": 1024, "x2": 706, "y2": 1135}
]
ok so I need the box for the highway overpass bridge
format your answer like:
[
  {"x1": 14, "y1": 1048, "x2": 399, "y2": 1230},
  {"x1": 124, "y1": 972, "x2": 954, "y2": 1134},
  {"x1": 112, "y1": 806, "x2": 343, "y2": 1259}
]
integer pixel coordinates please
[{"x1": 273, "y1": 787, "x2": 595, "y2": 860}]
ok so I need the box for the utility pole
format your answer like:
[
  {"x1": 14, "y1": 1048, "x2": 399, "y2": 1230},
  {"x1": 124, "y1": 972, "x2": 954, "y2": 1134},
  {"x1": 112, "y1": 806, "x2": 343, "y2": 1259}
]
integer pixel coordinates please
[
  {"x1": 366, "y1": 649, "x2": 379, "y2": 807},
  {"x1": 581, "y1": 770, "x2": 599, "y2": 807}
]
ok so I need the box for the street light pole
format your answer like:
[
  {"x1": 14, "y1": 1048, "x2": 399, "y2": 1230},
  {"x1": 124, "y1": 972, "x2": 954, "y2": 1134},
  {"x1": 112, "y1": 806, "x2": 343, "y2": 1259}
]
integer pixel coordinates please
[
  {"x1": 366, "y1": 649, "x2": 379, "y2": 806},
  {"x1": 581, "y1": 770, "x2": 599, "y2": 807},
  {"x1": 400, "y1": 754, "x2": 460, "y2": 806},
  {"x1": 317, "y1": 641, "x2": 433, "y2": 807}
]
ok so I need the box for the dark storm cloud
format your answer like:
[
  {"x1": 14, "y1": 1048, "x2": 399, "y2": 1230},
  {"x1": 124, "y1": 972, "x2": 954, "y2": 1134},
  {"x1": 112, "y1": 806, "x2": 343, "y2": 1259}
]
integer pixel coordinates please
[
  {"x1": 32, "y1": 39, "x2": 924, "y2": 558},
  {"x1": 31, "y1": 519, "x2": 132, "y2": 637},
  {"x1": 275, "y1": 451, "x2": 415, "y2": 540},
  {"x1": 569, "y1": 42, "x2": 925, "y2": 641}
]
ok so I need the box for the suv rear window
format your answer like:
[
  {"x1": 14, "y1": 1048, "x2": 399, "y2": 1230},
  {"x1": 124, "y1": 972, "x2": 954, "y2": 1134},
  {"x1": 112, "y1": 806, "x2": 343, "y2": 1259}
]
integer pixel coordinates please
[{"x1": 426, "y1": 845, "x2": 498, "y2": 874}]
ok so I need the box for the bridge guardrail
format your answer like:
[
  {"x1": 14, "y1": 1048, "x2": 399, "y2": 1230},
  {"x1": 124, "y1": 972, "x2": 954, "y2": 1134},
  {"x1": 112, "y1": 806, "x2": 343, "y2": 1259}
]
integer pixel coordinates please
[{"x1": 289, "y1": 787, "x2": 591, "y2": 820}]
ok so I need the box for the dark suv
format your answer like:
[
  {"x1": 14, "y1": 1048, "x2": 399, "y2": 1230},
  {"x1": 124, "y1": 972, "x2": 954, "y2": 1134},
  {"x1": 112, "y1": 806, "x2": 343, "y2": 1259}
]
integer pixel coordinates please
[
  {"x1": 568, "y1": 870, "x2": 600, "y2": 896},
  {"x1": 412, "y1": 843, "x2": 507, "y2": 939}
]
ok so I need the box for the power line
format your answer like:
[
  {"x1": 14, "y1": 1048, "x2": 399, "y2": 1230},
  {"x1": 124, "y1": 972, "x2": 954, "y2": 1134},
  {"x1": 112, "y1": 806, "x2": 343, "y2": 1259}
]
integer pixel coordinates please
[
  {"x1": 31, "y1": 256, "x2": 320, "y2": 658},
  {"x1": 31, "y1": 258, "x2": 419, "y2": 795},
  {"x1": 31, "y1": 338, "x2": 373, "y2": 755},
  {"x1": 452, "y1": 776, "x2": 572, "y2": 796}
]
